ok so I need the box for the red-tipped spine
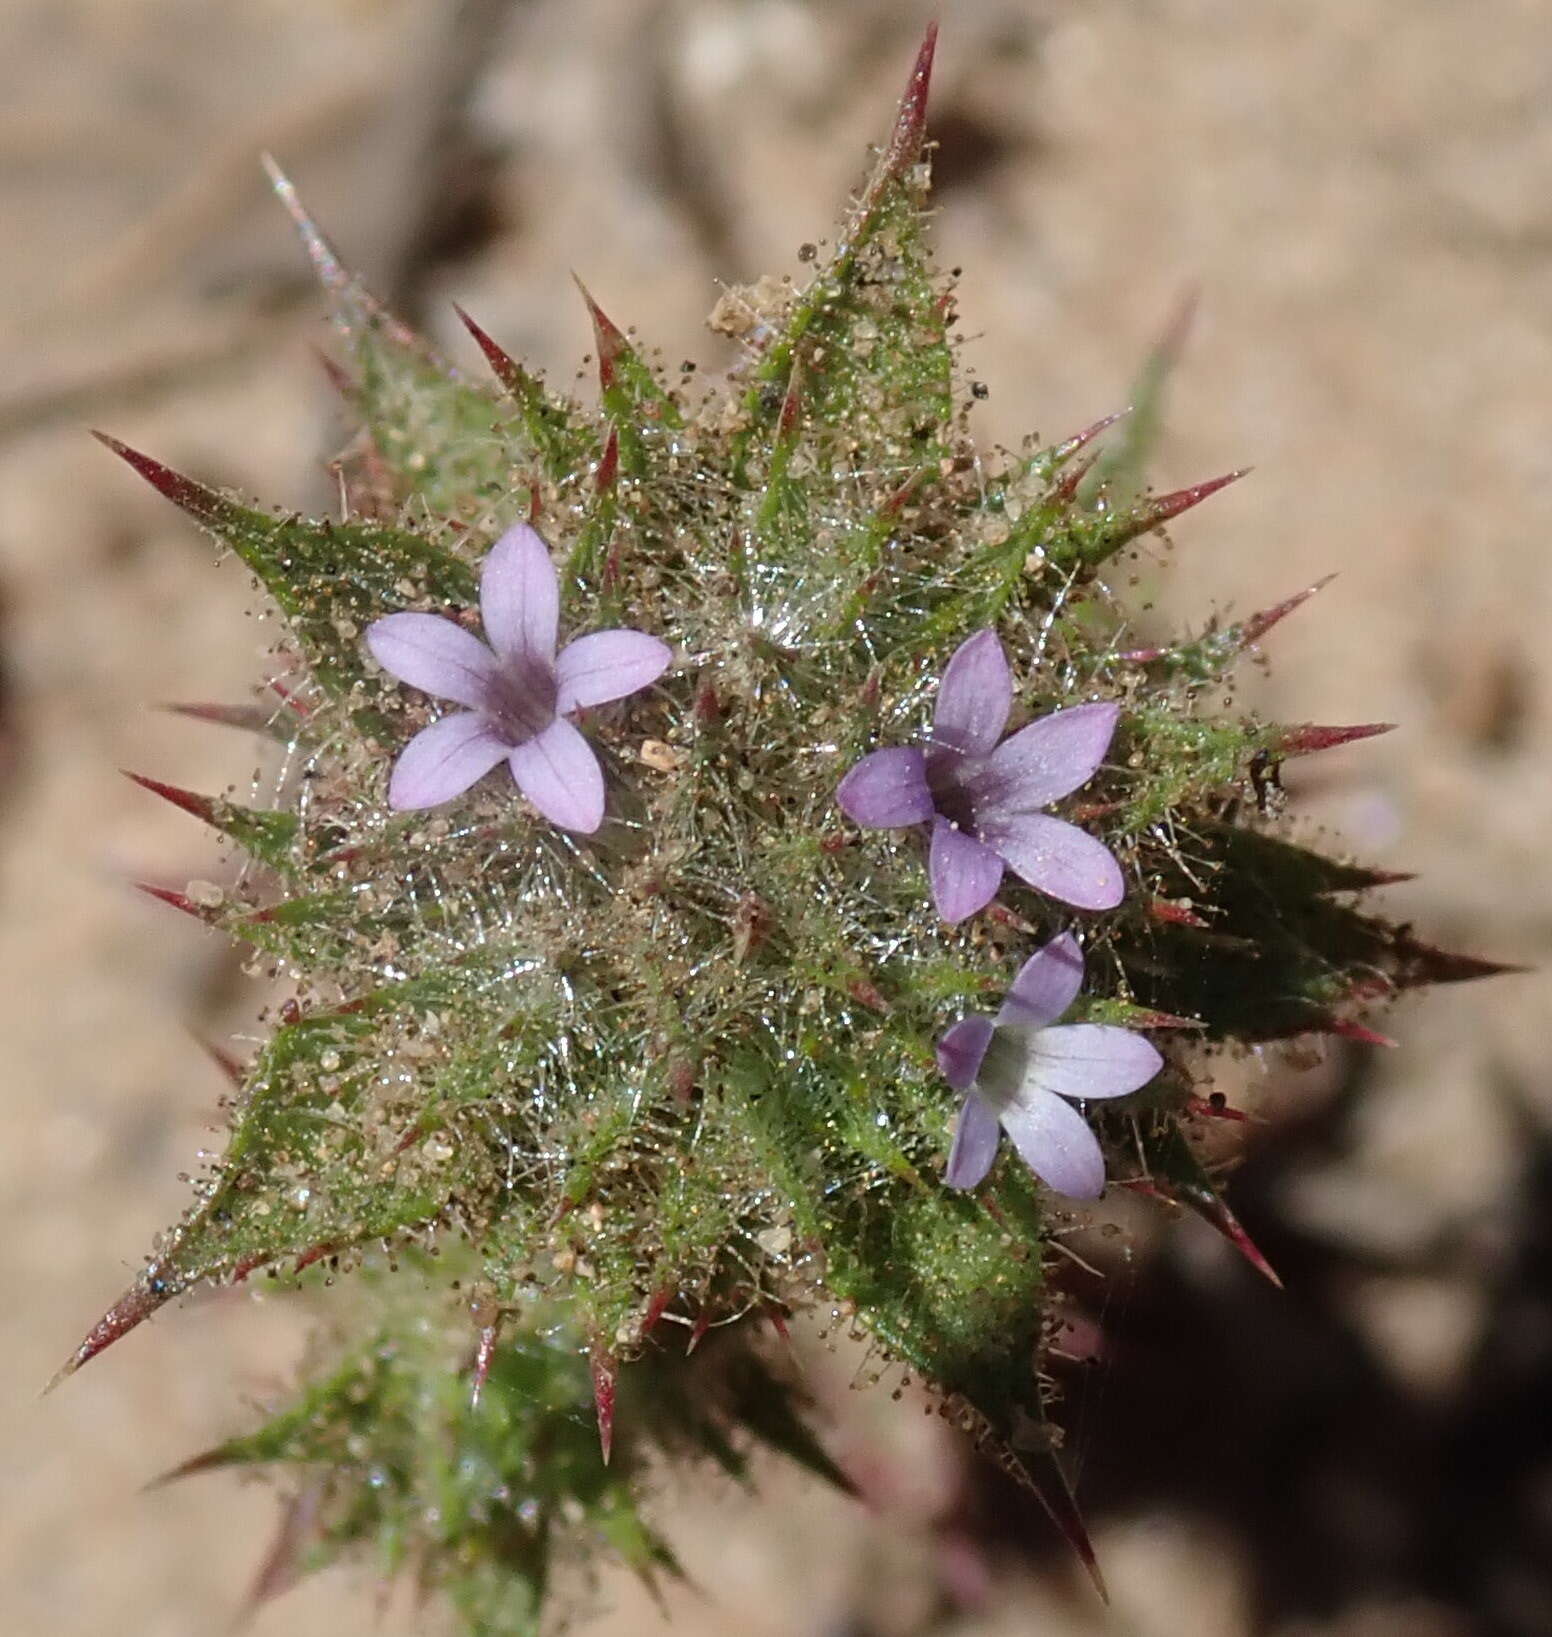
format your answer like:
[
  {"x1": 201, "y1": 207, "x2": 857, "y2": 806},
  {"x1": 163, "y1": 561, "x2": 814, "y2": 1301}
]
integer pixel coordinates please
[
  {"x1": 312, "y1": 346, "x2": 358, "y2": 403},
  {"x1": 1395, "y1": 938, "x2": 1529, "y2": 986},
  {"x1": 1011, "y1": 1438, "x2": 1110, "y2": 1603},
  {"x1": 881, "y1": 23, "x2": 938, "y2": 185},
  {"x1": 1198, "y1": 1193, "x2": 1283, "y2": 1289},
  {"x1": 194, "y1": 1034, "x2": 246, "y2": 1088},
  {"x1": 292, "y1": 1242, "x2": 336, "y2": 1275},
  {"x1": 92, "y1": 431, "x2": 243, "y2": 531},
  {"x1": 595, "y1": 425, "x2": 619, "y2": 494},
  {"x1": 242, "y1": 1485, "x2": 323, "y2": 1615},
  {"x1": 686, "y1": 1308, "x2": 712, "y2": 1355},
  {"x1": 573, "y1": 276, "x2": 627, "y2": 393},
  {"x1": 1128, "y1": 469, "x2": 1247, "y2": 536},
  {"x1": 1129, "y1": 1178, "x2": 1283, "y2": 1289},
  {"x1": 48, "y1": 1264, "x2": 180, "y2": 1389},
  {"x1": 1050, "y1": 452, "x2": 1100, "y2": 505},
  {"x1": 777, "y1": 358, "x2": 805, "y2": 443},
  {"x1": 841, "y1": 24, "x2": 939, "y2": 253},
  {"x1": 641, "y1": 1286, "x2": 676, "y2": 1337},
  {"x1": 453, "y1": 303, "x2": 541, "y2": 401},
  {"x1": 122, "y1": 770, "x2": 218, "y2": 827},
  {"x1": 144, "y1": 1446, "x2": 232, "y2": 1490},
  {"x1": 1234, "y1": 574, "x2": 1336, "y2": 650},
  {"x1": 1270, "y1": 721, "x2": 1396, "y2": 757},
  {"x1": 1051, "y1": 409, "x2": 1129, "y2": 465},
  {"x1": 134, "y1": 881, "x2": 217, "y2": 923},
  {"x1": 591, "y1": 1346, "x2": 618, "y2": 1465},
  {"x1": 162, "y1": 700, "x2": 284, "y2": 735}
]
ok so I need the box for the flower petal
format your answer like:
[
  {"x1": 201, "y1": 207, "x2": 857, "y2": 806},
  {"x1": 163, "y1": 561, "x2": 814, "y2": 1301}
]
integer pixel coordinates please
[
  {"x1": 366, "y1": 613, "x2": 499, "y2": 711},
  {"x1": 480, "y1": 521, "x2": 559, "y2": 665},
  {"x1": 975, "y1": 702, "x2": 1119, "y2": 813},
  {"x1": 508, "y1": 716, "x2": 606, "y2": 833},
  {"x1": 1023, "y1": 1023, "x2": 1163, "y2": 1101},
  {"x1": 837, "y1": 747, "x2": 934, "y2": 828},
  {"x1": 928, "y1": 818, "x2": 1004, "y2": 924},
  {"x1": 936, "y1": 1014, "x2": 995, "y2": 1092},
  {"x1": 930, "y1": 629, "x2": 1011, "y2": 759},
  {"x1": 554, "y1": 629, "x2": 672, "y2": 713},
  {"x1": 1000, "y1": 1088, "x2": 1107, "y2": 1199},
  {"x1": 944, "y1": 1093, "x2": 1002, "y2": 1190},
  {"x1": 387, "y1": 712, "x2": 510, "y2": 810},
  {"x1": 996, "y1": 932, "x2": 1085, "y2": 1032},
  {"x1": 978, "y1": 811, "x2": 1124, "y2": 910}
]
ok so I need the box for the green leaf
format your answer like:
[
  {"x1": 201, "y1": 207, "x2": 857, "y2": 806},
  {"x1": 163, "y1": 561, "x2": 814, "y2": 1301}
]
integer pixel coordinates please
[
  {"x1": 95, "y1": 433, "x2": 477, "y2": 700},
  {"x1": 266, "y1": 158, "x2": 582, "y2": 522},
  {"x1": 736, "y1": 28, "x2": 953, "y2": 560}
]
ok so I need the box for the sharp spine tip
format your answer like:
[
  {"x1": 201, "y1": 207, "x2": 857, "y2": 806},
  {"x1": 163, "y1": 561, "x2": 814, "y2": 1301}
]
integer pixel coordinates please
[
  {"x1": 161, "y1": 700, "x2": 284, "y2": 735},
  {"x1": 888, "y1": 22, "x2": 938, "y2": 173},
  {"x1": 454, "y1": 303, "x2": 535, "y2": 398},
  {"x1": 261, "y1": 153, "x2": 347, "y2": 293},
  {"x1": 591, "y1": 1347, "x2": 617, "y2": 1465},
  {"x1": 686, "y1": 1308, "x2": 712, "y2": 1355},
  {"x1": 1139, "y1": 468, "x2": 1248, "y2": 529},
  {"x1": 312, "y1": 346, "x2": 357, "y2": 400},
  {"x1": 192, "y1": 1032, "x2": 246, "y2": 1087},
  {"x1": 1235, "y1": 573, "x2": 1337, "y2": 648},
  {"x1": 91, "y1": 432, "x2": 235, "y2": 528},
  {"x1": 595, "y1": 425, "x2": 620, "y2": 493},
  {"x1": 48, "y1": 1267, "x2": 179, "y2": 1390},
  {"x1": 572, "y1": 275, "x2": 626, "y2": 390},
  {"x1": 134, "y1": 881, "x2": 215, "y2": 921},
  {"x1": 1053, "y1": 408, "x2": 1129, "y2": 463},
  {"x1": 777, "y1": 359, "x2": 805, "y2": 440},
  {"x1": 143, "y1": 1448, "x2": 228, "y2": 1491},
  {"x1": 122, "y1": 770, "x2": 218, "y2": 826},
  {"x1": 1272, "y1": 721, "x2": 1396, "y2": 757},
  {"x1": 1051, "y1": 452, "x2": 1100, "y2": 504}
]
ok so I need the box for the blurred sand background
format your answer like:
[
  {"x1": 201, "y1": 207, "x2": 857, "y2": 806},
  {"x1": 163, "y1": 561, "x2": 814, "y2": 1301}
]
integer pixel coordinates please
[{"x1": 4, "y1": 2, "x2": 1551, "y2": 1634}]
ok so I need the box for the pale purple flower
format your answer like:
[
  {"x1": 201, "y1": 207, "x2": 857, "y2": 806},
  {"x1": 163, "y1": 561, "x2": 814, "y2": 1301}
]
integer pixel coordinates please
[
  {"x1": 365, "y1": 521, "x2": 671, "y2": 831},
  {"x1": 938, "y1": 932, "x2": 1162, "y2": 1198},
  {"x1": 836, "y1": 629, "x2": 1124, "y2": 923}
]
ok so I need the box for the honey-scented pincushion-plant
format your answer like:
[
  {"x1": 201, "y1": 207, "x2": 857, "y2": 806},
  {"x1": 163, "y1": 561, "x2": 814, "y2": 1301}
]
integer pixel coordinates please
[{"x1": 55, "y1": 25, "x2": 1509, "y2": 1633}]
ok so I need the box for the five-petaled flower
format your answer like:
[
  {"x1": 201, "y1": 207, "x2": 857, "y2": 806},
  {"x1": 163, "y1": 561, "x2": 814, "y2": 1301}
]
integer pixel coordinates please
[
  {"x1": 937, "y1": 932, "x2": 1162, "y2": 1198},
  {"x1": 835, "y1": 629, "x2": 1123, "y2": 923},
  {"x1": 365, "y1": 521, "x2": 671, "y2": 830}
]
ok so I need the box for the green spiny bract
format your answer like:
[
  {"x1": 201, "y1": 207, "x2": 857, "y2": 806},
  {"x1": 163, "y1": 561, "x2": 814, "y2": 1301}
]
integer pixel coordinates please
[
  {"x1": 62, "y1": 26, "x2": 1506, "y2": 1630},
  {"x1": 156, "y1": 1256, "x2": 845, "y2": 1634}
]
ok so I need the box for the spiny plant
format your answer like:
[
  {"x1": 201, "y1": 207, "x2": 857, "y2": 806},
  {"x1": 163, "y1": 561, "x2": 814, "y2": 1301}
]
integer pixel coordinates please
[{"x1": 58, "y1": 25, "x2": 1509, "y2": 1632}]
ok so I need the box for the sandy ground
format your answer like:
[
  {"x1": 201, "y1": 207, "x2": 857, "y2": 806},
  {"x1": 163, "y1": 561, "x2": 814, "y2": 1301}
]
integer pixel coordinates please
[{"x1": 4, "y1": 2, "x2": 1551, "y2": 1633}]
